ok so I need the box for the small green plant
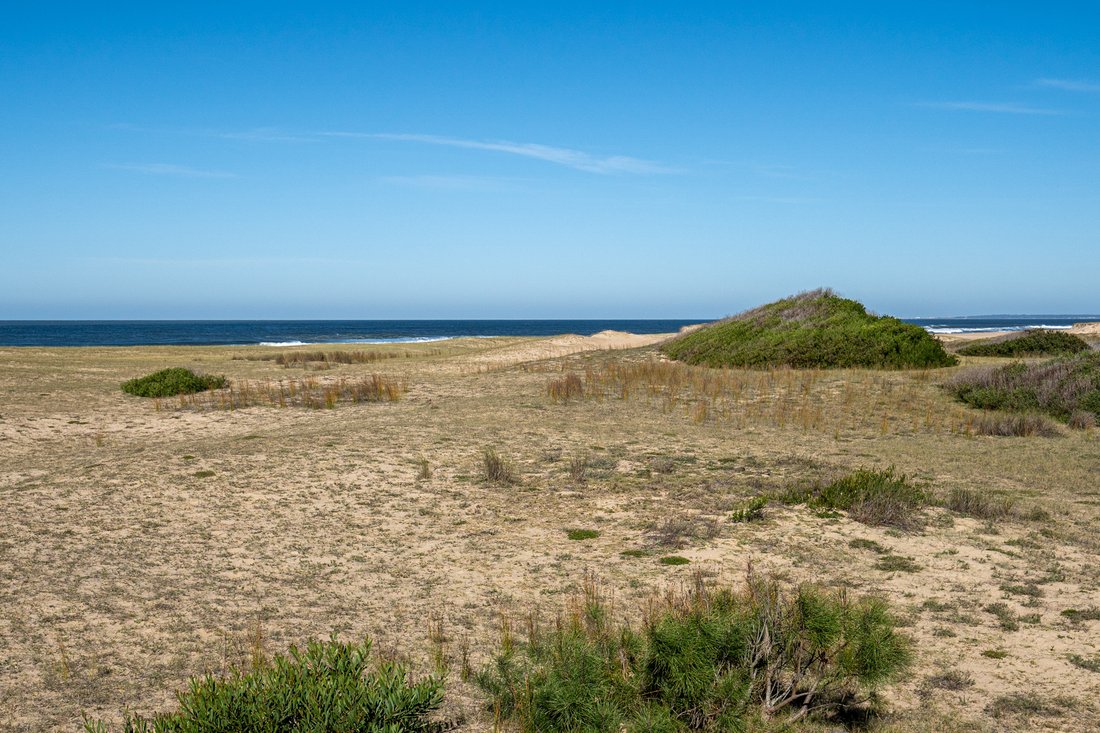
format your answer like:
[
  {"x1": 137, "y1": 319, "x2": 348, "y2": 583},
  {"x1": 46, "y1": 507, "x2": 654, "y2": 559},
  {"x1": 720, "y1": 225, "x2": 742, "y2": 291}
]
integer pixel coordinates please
[
  {"x1": 620, "y1": 549, "x2": 649, "y2": 558},
  {"x1": 482, "y1": 448, "x2": 518, "y2": 485},
  {"x1": 122, "y1": 368, "x2": 227, "y2": 398},
  {"x1": 987, "y1": 692, "x2": 1076, "y2": 719},
  {"x1": 1061, "y1": 607, "x2": 1100, "y2": 622},
  {"x1": 849, "y1": 538, "x2": 888, "y2": 554},
  {"x1": 728, "y1": 496, "x2": 767, "y2": 523},
  {"x1": 658, "y1": 555, "x2": 690, "y2": 565},
  {"x1": 984, "y1": 602, "x2": 1019, "y2": 631},
  {"x1": 874, "y1": 555, "x2": 921, "y2": 573},
  {"x1": 84, "y1": 637, "x2": 443, "y2": 732},
  {"x1": 566, "y1": 529, "x2": 600, "y2": 541},
  {"x1": 473, "y1": 570, "x2": 911, "y2": 731},
  {"x1": 415, "y1": 458, "x2": 432, "y2": 480},
  {"x1": 981, "y1": 649, "x2": 1008, "y2": 659},
  {"x1": 1068, "y1": 653, "x2": 1100, "y2": 673},
  {"x1": 1001, "y1": 582, "x2": 1042, "y2": 598},
  {"x1": 192, "y1": 470, "x2": 215, "y2": 478}
]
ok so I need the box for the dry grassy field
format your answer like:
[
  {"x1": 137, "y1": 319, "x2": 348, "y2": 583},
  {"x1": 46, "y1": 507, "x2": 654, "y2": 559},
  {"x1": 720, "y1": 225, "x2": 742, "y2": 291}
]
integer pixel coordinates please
[{"x1": 1, "y1": 336, "x2": 1099, "y2": 731}]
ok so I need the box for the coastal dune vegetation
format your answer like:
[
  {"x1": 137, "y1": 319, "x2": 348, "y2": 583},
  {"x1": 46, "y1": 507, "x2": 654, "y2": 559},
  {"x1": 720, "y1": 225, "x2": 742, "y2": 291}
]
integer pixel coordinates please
[{"x1": 661, "y1": 289, "x2": 957, "y2": 370}]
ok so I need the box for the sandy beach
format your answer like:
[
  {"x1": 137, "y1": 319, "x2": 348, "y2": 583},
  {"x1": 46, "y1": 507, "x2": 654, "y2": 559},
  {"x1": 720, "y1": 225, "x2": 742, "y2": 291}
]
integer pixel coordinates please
[{"x1": 1, "y1": 334, "x2": 1099, "y2": 731}]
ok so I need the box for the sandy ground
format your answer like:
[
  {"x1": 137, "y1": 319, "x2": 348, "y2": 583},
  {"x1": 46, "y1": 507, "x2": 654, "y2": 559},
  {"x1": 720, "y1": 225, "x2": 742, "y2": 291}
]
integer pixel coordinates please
[{"x1": 1, "y1": 335, "x2": 1099, "y2": 731}]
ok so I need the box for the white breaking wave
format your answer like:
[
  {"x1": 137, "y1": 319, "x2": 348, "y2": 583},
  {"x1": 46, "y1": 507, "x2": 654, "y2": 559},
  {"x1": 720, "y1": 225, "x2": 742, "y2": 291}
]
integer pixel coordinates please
[
  {"x1": 259, "y1": 340, "x2": 310, "y2": 346},
  {"x1": 924, "y1": 325, "x2": 1073, "y2": 334}
]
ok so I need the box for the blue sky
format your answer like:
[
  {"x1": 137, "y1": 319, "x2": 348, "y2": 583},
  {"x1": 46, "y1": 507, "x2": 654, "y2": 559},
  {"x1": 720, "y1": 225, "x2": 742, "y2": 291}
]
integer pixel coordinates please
[{"x1": 2, "y1": 3, "x2": 1098, "y2": 319}]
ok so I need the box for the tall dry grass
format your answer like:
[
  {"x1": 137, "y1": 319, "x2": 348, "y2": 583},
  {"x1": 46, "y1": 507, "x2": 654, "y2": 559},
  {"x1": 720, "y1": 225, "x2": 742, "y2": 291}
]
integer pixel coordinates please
[
  {"x1": 161, "y1": 374, "x2": 407, "y2": 410},
  {"x1": 552, "y1": 358, "x2": 979, "y2": 436}
]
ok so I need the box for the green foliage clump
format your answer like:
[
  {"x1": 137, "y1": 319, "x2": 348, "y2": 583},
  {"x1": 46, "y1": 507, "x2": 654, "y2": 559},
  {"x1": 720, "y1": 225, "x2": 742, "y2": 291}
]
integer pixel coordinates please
[
  {"x1": 84, "y1": 637, "x2": 443, "y2": 732},
  {"x1": 566, "y1": 529, "x2": 600, "y2": 541},
  {"x1": 958, "y1": 329, "x2": 1090, "y2": 357},
  {"x1": 949, "y1": 352, "x2": 1100, "y2": 422},
  {"x1": 661, "y1": 289, "x2": 956, "y2": 369},
  {"x1": 474, "y1": 573, "x2": 911, "y2": 732},
  {"x1": 728, "y1": 496, "x2": 767, "y2": 523},
  {"x1": 121, "y1": 368, "x2": 227, "y2": 398},
  {"x1": 783, "y1": 468, "x2": 927, "y2": 531}
]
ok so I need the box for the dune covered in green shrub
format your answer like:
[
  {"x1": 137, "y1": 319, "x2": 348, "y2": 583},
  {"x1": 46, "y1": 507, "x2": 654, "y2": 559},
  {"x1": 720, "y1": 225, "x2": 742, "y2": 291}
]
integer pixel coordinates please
[
  {"x1": 957, "y1": 329, "x2": 1090, "y2": 358},
  {"x1": 662, "y1": 289, "x2": 956, "y2": 369}
]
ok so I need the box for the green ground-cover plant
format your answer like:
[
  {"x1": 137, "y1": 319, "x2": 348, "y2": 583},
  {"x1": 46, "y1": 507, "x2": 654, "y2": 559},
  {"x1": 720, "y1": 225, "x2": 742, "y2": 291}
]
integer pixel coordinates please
[
  {"x1": 949, "y1": 351, "x2": 1100, "y2": 423},
  {"x1": 661, "y1": 289, "x2": 956, "y2": 369},
  {"x1": 474, "y1": 571, "x2": 910, "y2": 732},
  {"x1": 957, "y1": 329, "x2": 1090, "y2": 357},
  {"x1": 121, "y1": 368, "x2": 227, "y2": 398},
  {"x1": 84, "y1": 637, "x2": 443, "y2": 732},
  {"x1": 782, "y1": 468, "x2": 927, "y2": 530}
]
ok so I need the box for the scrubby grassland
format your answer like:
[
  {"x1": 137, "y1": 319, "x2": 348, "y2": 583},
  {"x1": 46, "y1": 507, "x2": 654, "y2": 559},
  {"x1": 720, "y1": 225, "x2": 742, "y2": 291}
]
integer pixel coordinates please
[
  {"x1": 1, "y1": 336, "x2": 1099, "y2": 732},
  {"x1": 950, "y1": 351, "x2": 1100, "y2": 425},
  {"x1": 661, "y1": 289, "x2": 956, "y2": 369},
  {"x1": 121, "y1": 367, "x2": 226, "y2": 397},
  {"x1": 957, "y1": 330, "x2": 1091, "y2": 358}
]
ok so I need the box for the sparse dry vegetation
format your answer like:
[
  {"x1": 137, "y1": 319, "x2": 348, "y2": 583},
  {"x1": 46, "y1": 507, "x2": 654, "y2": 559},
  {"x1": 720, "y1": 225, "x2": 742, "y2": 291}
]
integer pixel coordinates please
[{"x1": 3, "y1": 332, "x2": 1100, "y2": 732}]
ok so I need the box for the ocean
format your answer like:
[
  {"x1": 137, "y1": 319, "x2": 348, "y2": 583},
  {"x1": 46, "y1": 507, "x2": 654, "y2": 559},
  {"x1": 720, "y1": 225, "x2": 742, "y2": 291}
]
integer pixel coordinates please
[{"x1": 0, "y1": 316, "x2": 1096, "y2": 347}]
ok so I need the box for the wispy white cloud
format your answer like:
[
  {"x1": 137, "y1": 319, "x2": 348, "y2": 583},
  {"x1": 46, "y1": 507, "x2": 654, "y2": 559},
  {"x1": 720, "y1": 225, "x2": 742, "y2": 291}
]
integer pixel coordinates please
[
  {"x1": 913, "y1": 101, "x2": 1063, "y2": 115},
  {"x1": 1035, "y1": 78, "x2": 1100, "y2": 93},
  {"x1": 210, "y1": 127, "x2": 316, "y2": 142},
  {"x1": 105, "y1": 163, "x2": 237, "y2": 178},
  {"x1": 326, "y1": 132, "x2": 675, "y2": 174}
]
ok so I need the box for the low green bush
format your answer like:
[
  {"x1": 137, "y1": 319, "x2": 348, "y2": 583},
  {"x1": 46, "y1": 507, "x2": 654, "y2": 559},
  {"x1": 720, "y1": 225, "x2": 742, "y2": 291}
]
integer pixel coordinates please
[
  {"x1": 949, "y1": 352, "x2": 1100, "y2": 422},
  {"x1": 84, "y1": 637, "x2": 443, "y2": 733},
  {"x1": 783, "y1": 468, "x2": 927, "y2": 530},
  {"x1": 121, "y1": 368, "x2": 227, "y2": 398},
  {"x1": 474, "y1": 572, "x2": 910, "y2": 731},
  {"x1": 958, "y1": 329, "x2": 1090, "y2": 357}
]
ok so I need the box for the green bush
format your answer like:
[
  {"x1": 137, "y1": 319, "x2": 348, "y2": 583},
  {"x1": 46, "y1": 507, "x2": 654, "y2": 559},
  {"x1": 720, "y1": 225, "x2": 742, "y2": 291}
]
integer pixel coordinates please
[
  {"x1": 474, "y1": 573, "x2": 910, "y2": 731},
  {"x1": 949, "y1": 352, "x2": 1100, "y2": 422},
  {"x1": 783, "y1": 468, "x2": 927, "y2": 530},
  {"x1": 84, "y1": 637, "x2": 443, "y2": 732},
  {"x1": 121, "y1": 368, "x2": 227, "y2": 398},
  {"x1": 958, "y1": 329, "x2": 1090, "y2": 357},
  {"x1": 661, "y1": 289, "x2": 956, "y2": 370}
]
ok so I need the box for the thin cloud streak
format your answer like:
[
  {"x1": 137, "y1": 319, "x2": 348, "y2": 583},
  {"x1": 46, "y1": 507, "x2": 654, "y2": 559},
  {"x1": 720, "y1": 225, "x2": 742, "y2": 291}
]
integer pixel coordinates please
[
  {"x1": 326, "y1": 131, "x2": 676, "y2": 174},
  {"x1": 105, "y1": 163, "x2": 238, "y2": 179},
  {"x1": 1035, "y1": 78, "x2": 1100, "y2": 93},
  {"x1": 913, "y1": 101, "x2": 1063, "y2": 115}
]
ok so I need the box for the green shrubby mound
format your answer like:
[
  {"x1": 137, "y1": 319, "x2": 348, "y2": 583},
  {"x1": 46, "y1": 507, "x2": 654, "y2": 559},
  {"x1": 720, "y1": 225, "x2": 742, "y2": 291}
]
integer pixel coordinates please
[
  {"x1": 474, "y1": 573, "x2": 911, "y2": 732},
  {"x1": 949, "y1": 351, "x2": 1100, "y2": 424},
  {"x1": 121, "y1": 367, "x2": 227, "y2": 398},
  {"x1": 661, "y1": 289, "x2": 956, "y2": 369},
  {"x1": 84, "y1": 638, "x2": 444, "y2": 733},
  {"x1": 957, "y1": 329, "x2": 1090, "y2": 358}
]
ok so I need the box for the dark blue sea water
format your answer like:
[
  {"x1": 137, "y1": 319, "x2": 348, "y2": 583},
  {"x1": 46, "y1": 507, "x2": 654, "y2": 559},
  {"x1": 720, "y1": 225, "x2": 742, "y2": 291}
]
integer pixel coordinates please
[
  {"x1": 0, "y1": 320, "x2": 704, "y2": 347},
  {"x1": 0, "y1": 316, "x2": 1096, "y2": 347}
]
